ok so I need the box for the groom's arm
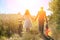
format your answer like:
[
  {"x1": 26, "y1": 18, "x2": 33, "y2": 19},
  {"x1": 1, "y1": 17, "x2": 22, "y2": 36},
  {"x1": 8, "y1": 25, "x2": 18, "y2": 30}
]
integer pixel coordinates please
[{"x1": 44, "y1": 11, "x2": 48, "y2": 23}]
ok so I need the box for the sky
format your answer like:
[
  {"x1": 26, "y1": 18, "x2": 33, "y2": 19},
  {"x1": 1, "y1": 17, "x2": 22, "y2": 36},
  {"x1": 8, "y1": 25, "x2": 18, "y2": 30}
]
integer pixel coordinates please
[{"x1": 0, "y1": 0, "x2": 51, "y2": 16}]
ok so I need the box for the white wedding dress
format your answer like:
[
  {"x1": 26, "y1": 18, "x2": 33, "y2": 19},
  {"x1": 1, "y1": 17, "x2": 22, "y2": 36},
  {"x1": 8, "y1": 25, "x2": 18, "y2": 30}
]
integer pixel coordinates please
[{"x1": 23, "y1": 16, "x2": 32, "y2": 28}]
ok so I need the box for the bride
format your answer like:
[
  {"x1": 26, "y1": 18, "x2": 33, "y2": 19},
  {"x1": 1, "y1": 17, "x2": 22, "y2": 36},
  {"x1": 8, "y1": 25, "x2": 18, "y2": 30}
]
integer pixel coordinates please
[{"x1": 23, "y1": 9, "x2": 32, "y2": 32}]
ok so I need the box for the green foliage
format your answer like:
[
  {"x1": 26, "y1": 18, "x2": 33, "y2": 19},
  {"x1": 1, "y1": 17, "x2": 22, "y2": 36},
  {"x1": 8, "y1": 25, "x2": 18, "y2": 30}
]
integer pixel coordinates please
[
  {"x1": 49, "y1": 0, "x2": 60, "y2": 40},
  {"x1": 49, "y1": 0, "x2": 60, "y2": 32}
]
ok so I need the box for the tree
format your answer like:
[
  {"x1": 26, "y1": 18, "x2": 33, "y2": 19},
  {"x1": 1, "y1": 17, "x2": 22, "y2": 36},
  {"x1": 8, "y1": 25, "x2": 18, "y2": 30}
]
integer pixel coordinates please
[{"x1": 49, "y1": 0, "x2": 60, "y2": 40}]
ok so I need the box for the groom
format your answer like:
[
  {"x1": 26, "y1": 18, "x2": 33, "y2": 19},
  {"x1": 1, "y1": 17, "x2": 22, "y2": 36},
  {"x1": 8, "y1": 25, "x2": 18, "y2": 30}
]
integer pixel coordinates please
[{"x1": 35, "y1": 7, "x2": 47, "y2": 34}]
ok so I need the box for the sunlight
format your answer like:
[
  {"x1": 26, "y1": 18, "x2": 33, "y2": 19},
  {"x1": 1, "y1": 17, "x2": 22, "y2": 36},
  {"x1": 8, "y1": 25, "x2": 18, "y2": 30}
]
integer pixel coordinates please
[
  {"x1": 16, "y1": 0, "x2": 51, "y2": 16},
  {"x1": 6, "y1": 0, "x2": 51, "y2": 16}
]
